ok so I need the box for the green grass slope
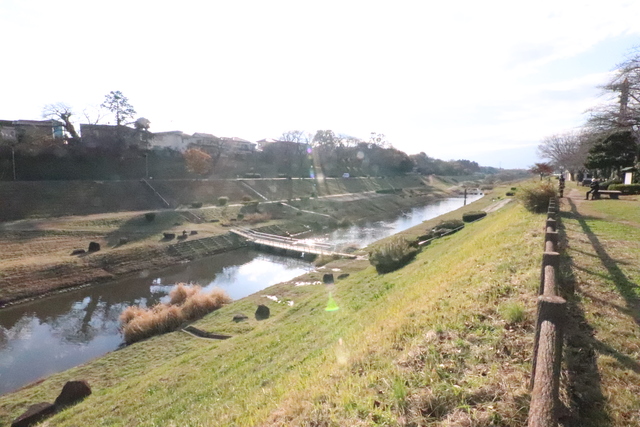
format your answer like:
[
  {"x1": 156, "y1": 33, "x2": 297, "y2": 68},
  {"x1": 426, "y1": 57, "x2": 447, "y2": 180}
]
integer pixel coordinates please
[{"x1": 0, "y1": 201, "x2": 543, "y2": 426}]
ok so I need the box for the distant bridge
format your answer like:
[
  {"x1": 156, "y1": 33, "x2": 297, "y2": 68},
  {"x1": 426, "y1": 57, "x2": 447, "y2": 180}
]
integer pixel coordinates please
[{"x1": 230, "y1": 227, "x2": 355, "y2": 259}]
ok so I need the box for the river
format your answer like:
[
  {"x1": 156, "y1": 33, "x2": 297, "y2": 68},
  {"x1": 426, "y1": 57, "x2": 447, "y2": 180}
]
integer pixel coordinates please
[{"x1": 0, "y1": 195, "x2": 481, "y2": 395}]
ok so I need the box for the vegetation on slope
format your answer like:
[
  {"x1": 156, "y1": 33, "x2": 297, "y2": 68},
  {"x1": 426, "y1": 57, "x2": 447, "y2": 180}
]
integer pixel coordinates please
[{"x1": 0, "y1": 199, "x2": 543, "y2": 426}]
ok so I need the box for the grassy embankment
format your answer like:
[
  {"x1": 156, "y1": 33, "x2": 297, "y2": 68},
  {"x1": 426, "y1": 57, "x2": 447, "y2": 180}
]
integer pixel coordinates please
[
  {"x1": 557, "y1": 183, "x2": 640, "y2": 426},
  {"x1": 0, "y1": 177, "x2": 449, "y2": 306},
  {"x1": 1, "y1": 185, "x2": 545, "y2": 426}
]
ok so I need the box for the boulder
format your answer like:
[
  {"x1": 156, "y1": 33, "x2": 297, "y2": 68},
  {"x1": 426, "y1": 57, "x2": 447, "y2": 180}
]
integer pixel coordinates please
[
  {"x1": 255, "y1": 304, "x2": 270, "y2": 320},
  {"x1": 70, "y1": 249, "x2": 85, "y2": 256},
  {"x1": 190, "y1": 230, "x2": 198, "y2": 235},
  {"x1": 87, "y1": 242, "x2": 100, "y2": 252},
  {"x1": 11, "y1": 402, "x2": 56, "y2": 427},
  {"x1": 323, "y1": 273, "x2": 334, "y2": 284},
  {"x1": 233, "y1": 313, "x2": 248, "y2": 322},
  {"x1": 54, "y1": 380, "x2": 92, "y2": 407},
  {"x1": 163, "y1": 233, "x2": 176, "y2": 240}
]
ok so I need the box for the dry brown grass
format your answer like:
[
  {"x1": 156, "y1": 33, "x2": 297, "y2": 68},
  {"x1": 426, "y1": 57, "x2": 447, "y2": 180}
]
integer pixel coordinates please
[
  {"x1": 168, "y1": 283, "x2": 202, "y2": 305},
  {"x1": 121, "y1": 284, "x2": 231, "y2": 344}
]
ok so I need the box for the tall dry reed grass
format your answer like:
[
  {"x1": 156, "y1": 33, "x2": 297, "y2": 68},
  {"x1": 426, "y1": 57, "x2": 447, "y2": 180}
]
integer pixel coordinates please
[{"x1": 120, "y1": 283, "x2": 231, "y2": 344}]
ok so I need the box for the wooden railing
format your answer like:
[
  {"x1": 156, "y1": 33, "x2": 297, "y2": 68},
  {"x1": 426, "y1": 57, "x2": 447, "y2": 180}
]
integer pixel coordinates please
[{"x1": 527, "y1": 196, "x2": 566, "y2": 427}]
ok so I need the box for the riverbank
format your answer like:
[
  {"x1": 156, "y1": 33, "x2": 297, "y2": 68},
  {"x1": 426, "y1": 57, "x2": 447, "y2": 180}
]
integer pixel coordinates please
[
  {"x1": 0, "y1": 177, "x2": 454, "y2": 307},
  {"x1": 0, "y1": 183, "x2": 540, "y2": 426}
]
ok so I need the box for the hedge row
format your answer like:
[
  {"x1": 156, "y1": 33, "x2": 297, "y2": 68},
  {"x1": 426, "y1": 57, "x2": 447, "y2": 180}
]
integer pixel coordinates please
[{"x1": 608, "y1": 184, "x2": 640, "y2": 194}]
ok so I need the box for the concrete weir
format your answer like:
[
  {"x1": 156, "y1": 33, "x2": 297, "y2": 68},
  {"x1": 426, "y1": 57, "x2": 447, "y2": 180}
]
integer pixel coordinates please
[{"x1": 230, "y1": 227, "x2": 356, "y2": 259}]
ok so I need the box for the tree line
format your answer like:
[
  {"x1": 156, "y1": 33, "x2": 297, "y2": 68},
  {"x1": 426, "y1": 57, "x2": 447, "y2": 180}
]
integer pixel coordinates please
[
  {"x1": 538, "y1": 48, "x2": 640, "y2": 181},
  {"x1": 1, "y1": 92, "x2": 499, "y2": 180}
]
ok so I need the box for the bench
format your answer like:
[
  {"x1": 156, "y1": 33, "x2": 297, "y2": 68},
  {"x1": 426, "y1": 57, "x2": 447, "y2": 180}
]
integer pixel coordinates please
[{"x1": 593, "y1": 190, "x2": 622, "y2": 199}]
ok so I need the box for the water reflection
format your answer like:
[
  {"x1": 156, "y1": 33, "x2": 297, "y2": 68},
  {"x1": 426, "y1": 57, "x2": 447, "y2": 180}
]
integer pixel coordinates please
[
  {"x1": 0, "y1": 250, "x2": 311, "y2": 395},
  {"x1": 0, "y1": 195, "x2": 480, "y2": 395}
]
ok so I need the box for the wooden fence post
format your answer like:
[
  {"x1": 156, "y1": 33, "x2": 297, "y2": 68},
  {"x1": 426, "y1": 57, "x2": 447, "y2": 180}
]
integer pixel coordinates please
[{"x1": 528, "y1": 295, "x2": 566, "y2": 427}]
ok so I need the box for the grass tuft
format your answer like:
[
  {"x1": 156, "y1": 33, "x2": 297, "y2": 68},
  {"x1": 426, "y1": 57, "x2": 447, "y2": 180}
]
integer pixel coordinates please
[
  {"x1": 499, "y1": 302, "x2": 526, "y2": 324},
  {"x1": 121, "y1": 284, "x2": 231, "y2": 344}
]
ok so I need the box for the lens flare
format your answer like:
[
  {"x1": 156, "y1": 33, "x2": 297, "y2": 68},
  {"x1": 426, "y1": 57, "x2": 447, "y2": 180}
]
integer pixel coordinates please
[{"x1": 325, "y1": 292, "x2": 339, "y2": 311}]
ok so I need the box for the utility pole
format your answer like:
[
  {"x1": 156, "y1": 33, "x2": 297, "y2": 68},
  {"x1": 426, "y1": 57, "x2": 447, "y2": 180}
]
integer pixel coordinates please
[{"x1": 11, "y1": 145, "x2": 16, "y2": 180}]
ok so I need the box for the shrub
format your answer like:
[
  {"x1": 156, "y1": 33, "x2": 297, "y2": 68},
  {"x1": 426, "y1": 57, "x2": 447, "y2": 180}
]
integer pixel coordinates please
[
  {"x1": 191, "y1": 202, "x2": 203, "y2": 208},
  {"x1": 511, "y1": 187, "x2": 517, "y2": 191},
  {"x1": 505, "y1": 192, "x2": 515, "y2": 196},
  {"x1": 169, "y1": 283, "x2": 201, "y2": 305},
  {"x1": 242, "y1": 195, "x2": 252, "y2": 202},
  {"x1": 435, "y1": 219, "x2": 464, "y2": 230},
  {"x1": 515, "y1": 181, "x2": 556, "y2": 213},
  {"x1": 218, "y1": 196, "x2": 229, "y2": 206},
  {"x1": 144, "y1": 212, "x2": 156, "y2": 222},
  {"x1": 314, "y1": 254, "x2": 340, "y2": 267},
  {"x1": 237, "y1": 213, "x2": 244, "y2": 220},
  {"x1": 462, "y1": 211, "x2": 487, "y2": 222},
  {"x1": 369, "y1": 236, "x2": 419, "y2": 273},
  {"x1": 609, "y1": 183, "x2": 640, "y2": 194},
  {"x1": 121, "y1": 284, "x2": 231, "y2": 344},
  {"x1": 600, "y1": 178, "x2": 622, "y2": 190}
]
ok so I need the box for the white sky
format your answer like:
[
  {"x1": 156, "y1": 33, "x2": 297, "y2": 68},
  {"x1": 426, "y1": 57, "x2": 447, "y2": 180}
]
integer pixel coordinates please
[{"x1": 2, "y1": 0, "x2": 640, "y2": 168}]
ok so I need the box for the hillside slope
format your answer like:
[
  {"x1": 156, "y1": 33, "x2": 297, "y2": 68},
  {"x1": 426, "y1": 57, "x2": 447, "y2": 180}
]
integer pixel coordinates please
[{"x1": 0, "y1": 200, "x2": 543, "y2": 426}]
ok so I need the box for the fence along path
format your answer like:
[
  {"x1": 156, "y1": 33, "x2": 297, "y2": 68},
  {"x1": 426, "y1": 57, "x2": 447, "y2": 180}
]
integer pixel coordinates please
[
  {"x1": 229, "y1": 227, "x2": 356, "y2": 258},
  {"x1": 527, "y1": 187, "x2": 566, "y2": 427}
]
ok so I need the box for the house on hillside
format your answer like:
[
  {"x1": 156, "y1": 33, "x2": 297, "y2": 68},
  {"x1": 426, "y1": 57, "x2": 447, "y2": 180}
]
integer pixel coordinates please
[
  {"x1": 151, "y1": 131, "x2": 190, "y2": 152},
  {"x1": 80, "y1": 124, "x2": 149, "y2": 150},
  {"x1": 0, "y1": 119, "x2": 64, "y2": 143},
  {"x1": 256, "y1": 138, "x2": 278, "y2": 151},
  {"x1": 186, "y1": 133, "x2": 223, "y2": 155},
  {"x1": 220, "y1": 136, "x2": 256, "y2": 155}
]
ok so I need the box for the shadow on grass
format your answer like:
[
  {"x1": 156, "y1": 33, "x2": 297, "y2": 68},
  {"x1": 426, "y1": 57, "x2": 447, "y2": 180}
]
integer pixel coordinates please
[
  {"x1": 556, "y1": 198, "x2": 640, "y2": 426},
  {"x1": 566, "y1": 199, "x2": 640, "y2": 325}
]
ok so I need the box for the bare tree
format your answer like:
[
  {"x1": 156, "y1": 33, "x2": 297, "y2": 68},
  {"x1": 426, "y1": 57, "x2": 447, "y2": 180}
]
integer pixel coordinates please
[
  {"x1": 588, "y1": 47, "x2": 640, "y2": 131},
  {"x1": 280, "y1": 130, "x2": 311, "y2": 143},
  {"x1": 42, "y1": 102, "x2": 80, "y2": 139},
  {"x1": 538, "y1": 130, "x2": 594, "y2": 178},
  {"x1": 82, "y1": 105, "x2": 106, "y2": 125}
]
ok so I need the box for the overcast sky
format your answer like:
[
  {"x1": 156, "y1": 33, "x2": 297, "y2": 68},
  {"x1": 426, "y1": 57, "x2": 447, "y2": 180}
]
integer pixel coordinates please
[{"x1": 2, "y1": 0, "x2": 639, "y2": 168}]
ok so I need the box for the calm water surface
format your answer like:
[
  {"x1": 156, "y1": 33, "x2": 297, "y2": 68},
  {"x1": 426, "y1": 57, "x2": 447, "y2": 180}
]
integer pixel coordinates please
[{"x1": 0, "y1": 195, "x2": 481, "y2": 395}]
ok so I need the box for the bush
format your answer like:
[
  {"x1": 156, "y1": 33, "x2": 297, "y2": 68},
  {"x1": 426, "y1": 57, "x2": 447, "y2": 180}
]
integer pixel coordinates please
[
  {"x1": 436, "y1": 219, "x2": 464, "y2": 230},
  {"x1": 236, "y1": 213, "x2": 244, "y2": 220},
  {"x1": 609, "y1": 183, "x2": 640, "y2": 194},
  {"x1": 599, "y1": 178, "x2": 622, "y2": 190},
  {"x1": 511, "y1": 187, "x2": 517, "y2": 191},
  {"x1": 242, "y1": 195, "x2": 252, "y2": 202},
  {"x1": 462, "y1": 211, "x2": 487, "y2": 222},
  {"x1": 505, "y1": 192, "x2": 515, "y2": 196},
  {"x1": 191, "y1": 201, "x2": 203, "y2": 208},
  {"x1": 218, "y1": 196, "x2": 229, "y2": 206},
  {"x1": 121, "y1": 284, "x2": 231, "y2": 344},
  {"x1": 369, "y1": 236, "x2": 419, "y2": 273},
  {"x1": 144, "y1": 212, "x2": 156, "y2": 222},
  {"x1": 515, "y1": 181, "x2": 556, "y2": 213},
  {"x1": 417, "y1": 219, "x2": 464, "y2": 242}
]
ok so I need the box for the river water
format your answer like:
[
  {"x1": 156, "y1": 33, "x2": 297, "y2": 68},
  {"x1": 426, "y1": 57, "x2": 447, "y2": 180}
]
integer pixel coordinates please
[{"x1": 0, "y1": 195, "x2": 481, "y2": 395}]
